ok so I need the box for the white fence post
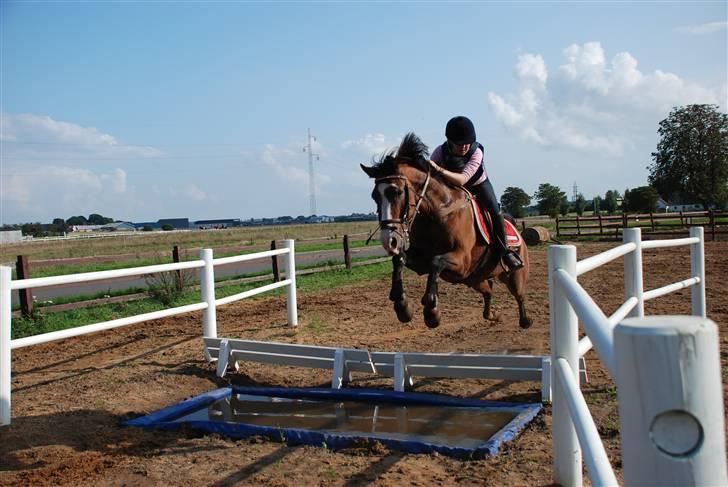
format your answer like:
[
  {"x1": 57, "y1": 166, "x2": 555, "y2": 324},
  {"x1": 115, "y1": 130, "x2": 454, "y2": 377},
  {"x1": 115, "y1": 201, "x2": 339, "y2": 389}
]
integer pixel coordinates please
[
  {"x1": 623, "y1": 227, "x2": 644, "y2": 318},
  {"x1": 284, "y1": 239, "x2": 298, "y2": 326},
  {"x1": 689, "y1": 227, "x2": 706, "y2": 318},
  {"x1": 200, "y1": 249, "x2": 217, "y2": 341},
  {"x1": 614, "y1": 316, "x2": 727, "y2": 486},
  {"x1": 548, "y1": 245, "x2": 581, "y2": 487},
  {"x1": 1, "y1": 267, "x2": 12, "y2": 426}
]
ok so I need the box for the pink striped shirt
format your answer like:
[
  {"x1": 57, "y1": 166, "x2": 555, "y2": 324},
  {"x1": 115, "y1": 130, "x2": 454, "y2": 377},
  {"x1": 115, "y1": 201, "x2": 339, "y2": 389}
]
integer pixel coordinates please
[{"x1": 430, "y1": 144, "x2": 487, "y2": 185}]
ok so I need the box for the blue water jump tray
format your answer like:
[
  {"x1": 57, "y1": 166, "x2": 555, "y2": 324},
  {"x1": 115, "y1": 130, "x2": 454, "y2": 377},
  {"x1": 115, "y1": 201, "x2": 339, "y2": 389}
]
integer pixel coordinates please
[{"x1": 124, "y1": 387, "x2": 541, "y2": 459}]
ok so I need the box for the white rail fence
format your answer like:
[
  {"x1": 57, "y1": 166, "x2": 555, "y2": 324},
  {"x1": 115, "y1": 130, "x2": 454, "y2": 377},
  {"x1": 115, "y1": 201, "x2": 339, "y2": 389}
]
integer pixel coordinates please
[
  {"x1": 0, "y1": 240, "x2": 298, "y2": 426},
  {"x1": 549, "y1": 227, "x2": 726, "y2": 486}
]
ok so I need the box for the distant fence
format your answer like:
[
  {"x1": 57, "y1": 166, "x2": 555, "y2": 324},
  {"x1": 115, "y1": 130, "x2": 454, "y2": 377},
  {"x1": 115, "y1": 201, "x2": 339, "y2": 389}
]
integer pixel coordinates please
[
  {"x1": 556, "y1": 210, "x2": 728, "y2": 240},
  {"x1": 0, "y1": 241, "x2": 299, "y2": 426},
  {"x1": 548, "y1": 227, "x2": 727, "y2": 485}
]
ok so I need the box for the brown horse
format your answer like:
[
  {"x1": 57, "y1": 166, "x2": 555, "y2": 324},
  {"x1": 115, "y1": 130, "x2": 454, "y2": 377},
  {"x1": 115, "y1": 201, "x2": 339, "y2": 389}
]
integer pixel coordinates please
[{"x1": 361, "y1": 133, "x2": 531, "y2": 329}]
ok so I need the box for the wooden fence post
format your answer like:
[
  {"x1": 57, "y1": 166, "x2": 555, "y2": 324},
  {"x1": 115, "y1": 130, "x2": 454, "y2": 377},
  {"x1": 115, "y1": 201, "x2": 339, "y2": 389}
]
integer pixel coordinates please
[
  {"x1": 709, "y1": 210, "x2": 716, "y2": 241},
  {"x1": 556, "y1": 217, "x2": 560, "y2": 237},
  {"x1": 576, "y1": 215, "x2": 581, "y2": 236},
  {"x1": 270, "y1": 240, "x2": 280, "y2": 282},
  {"x1": 172, "y1": 245, "x2": 183, "y2": 292},
  {"x1": 598, "y1": 214, "x2": 603, "y2": 235},
  {"x1": 15, "y1": 256, "x2": 33, "y2": 317},
  {"x1": 343, "y1": 235, "x2": 352, "y2": 270}
]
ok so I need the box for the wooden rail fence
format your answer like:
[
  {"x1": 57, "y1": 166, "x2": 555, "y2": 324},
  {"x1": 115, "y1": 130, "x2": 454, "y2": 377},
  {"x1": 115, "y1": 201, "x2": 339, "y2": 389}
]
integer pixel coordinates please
[{"x1": 556, "y1": 210, "x2": 728, "y2": 240}]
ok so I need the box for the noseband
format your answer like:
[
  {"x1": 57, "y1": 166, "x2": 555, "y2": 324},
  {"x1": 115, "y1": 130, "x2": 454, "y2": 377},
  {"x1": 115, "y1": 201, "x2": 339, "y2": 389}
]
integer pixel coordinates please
[{"x1": 372, "y1": 171, "x2": 431, "y2": 249}]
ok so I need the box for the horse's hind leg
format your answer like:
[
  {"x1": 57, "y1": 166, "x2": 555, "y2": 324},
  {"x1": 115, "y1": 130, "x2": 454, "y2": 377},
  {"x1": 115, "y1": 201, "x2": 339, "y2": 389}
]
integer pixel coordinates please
[
  {"x1": 498, "y1": 266, "x2": 531, "y2": 329},
  {"x1": 390, "y1": 255, "x2": 412, "y2": 323}
]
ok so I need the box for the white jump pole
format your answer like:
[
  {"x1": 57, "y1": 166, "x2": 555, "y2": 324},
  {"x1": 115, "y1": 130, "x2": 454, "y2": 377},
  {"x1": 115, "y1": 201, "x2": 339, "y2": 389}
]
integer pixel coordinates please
[
  {"x1": 200, "y1": 248, "x2": 217, "y2": 342},
  {"x1": 614, "y1": 316, "x2": 727, "y2": 486},
  {"x1": 284, "y1": 239, "x2": 298, "y2": 326},
  {"x1": 1, "y1": 266, "x2": 12, "y2": 426},
  {"x1": 623, "y1": 228, "x2": 644, "y2": 318},
  {"x1": 689, "y1": 227, "x2": 706, "y2": 318},
  {"x1": 548, "y1": 245, "x2": 581, "y2": 487}
]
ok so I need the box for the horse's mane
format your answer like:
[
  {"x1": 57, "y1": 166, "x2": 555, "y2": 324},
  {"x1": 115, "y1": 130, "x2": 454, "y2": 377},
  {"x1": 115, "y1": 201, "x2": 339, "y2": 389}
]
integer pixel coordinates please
[{"x1": 371, "y1": 133, "x2": 430, "y2": 175}]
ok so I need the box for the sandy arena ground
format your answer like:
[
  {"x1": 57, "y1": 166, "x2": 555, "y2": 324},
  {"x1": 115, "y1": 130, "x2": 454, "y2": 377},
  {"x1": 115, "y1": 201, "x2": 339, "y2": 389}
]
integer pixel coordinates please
[{"x1": 1, "y1": 241, "x2": 726, "y2": 486}]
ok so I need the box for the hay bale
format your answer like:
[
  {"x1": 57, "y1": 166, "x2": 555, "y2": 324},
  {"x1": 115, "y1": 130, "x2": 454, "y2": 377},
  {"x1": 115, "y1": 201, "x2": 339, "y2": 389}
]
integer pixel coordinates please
[{"x1": 523, "y1": 226, "x2": 550, "y2": 246}]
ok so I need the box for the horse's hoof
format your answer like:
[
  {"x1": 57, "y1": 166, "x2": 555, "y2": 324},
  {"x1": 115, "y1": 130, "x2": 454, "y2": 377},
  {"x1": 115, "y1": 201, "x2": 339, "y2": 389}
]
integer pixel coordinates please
[
  {"x1": 424, "y1": 307, "x2": 440, "y2": 328},
  {"x1": 519, "y1": 317, "x2": 532, "y2": 329},
  {"x1": 394, "y1": 300, "x2": 413, "y2": 323},
  {"x1": 420, "y1": 293, "x2": 438, "y2": 308},
  {"x1": 483, "y1": 310, "x2": 498, "y2": 321}
]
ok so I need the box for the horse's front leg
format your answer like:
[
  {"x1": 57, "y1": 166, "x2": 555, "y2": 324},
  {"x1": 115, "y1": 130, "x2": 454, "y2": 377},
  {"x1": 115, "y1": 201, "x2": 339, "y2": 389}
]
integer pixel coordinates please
[
  {"x1": 420, "y1": 254, "x2": 450, "y2": 328},
  {"x1": 389, "y1": 254, "x2": 412, "y2": 323}
]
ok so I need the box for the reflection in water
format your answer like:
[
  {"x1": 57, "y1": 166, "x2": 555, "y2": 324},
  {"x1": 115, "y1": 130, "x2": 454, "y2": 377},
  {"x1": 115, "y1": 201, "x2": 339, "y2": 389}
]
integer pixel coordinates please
[{"x1": 173, "y1": 393, "x2": 516, "y2": 448}]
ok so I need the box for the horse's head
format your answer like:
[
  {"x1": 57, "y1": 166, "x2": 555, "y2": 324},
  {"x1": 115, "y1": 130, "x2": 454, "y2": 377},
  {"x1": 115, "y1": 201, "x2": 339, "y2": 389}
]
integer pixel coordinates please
[{"x1": 361, "y1": 133, "x2": 430, "y2": 256}]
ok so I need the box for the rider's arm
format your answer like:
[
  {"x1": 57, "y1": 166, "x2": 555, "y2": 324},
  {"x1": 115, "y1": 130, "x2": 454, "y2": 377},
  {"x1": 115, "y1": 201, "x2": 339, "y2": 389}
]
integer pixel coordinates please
[{"x1": 429, "y1": 160, "x2": 468, "y2": 186}]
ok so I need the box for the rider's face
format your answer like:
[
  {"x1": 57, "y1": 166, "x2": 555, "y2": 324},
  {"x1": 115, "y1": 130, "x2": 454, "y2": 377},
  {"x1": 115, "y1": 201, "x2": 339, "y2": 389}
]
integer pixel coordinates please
[{"x1": 449, "y1": 141, "x2": 471, "y2": 156}]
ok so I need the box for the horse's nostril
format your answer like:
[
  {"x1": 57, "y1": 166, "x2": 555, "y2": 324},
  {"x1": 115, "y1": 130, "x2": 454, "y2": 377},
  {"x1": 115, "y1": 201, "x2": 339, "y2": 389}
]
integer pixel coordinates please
[{"x1": 390, "y1": 237, "x2": 397, "y2": 249}]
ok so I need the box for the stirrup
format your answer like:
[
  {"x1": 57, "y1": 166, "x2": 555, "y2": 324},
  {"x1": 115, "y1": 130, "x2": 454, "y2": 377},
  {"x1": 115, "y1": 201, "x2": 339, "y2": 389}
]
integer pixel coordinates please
[{"x1": 502, "y1": 251, "x2": 524, "y2": 272}]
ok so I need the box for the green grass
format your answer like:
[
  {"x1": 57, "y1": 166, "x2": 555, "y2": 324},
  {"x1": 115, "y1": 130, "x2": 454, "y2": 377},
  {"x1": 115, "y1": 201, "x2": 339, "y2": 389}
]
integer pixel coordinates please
[
  {"x1": 19, "y1": 239, "x2": 374, "y2": 279},
  {"x1": 11, "y1": 261, "x2": 392, "y2": 340}
]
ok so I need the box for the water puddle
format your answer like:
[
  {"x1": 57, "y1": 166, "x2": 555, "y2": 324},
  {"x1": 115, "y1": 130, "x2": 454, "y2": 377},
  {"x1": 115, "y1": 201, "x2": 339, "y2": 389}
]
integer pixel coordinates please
[{"x1": 172, "y1": 393, "x2": 516, "y2": 449}]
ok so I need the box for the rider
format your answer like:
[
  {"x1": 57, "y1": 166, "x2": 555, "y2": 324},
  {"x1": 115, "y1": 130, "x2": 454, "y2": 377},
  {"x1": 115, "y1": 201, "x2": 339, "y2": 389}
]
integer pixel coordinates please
[{"x1": 427, "y1": 116, "x2": 523, "y2": 272}]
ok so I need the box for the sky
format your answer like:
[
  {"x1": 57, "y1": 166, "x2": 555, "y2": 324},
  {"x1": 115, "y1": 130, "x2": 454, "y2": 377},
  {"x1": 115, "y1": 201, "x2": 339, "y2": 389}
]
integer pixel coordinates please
[{"x1": 1, "y1": 1, "x2": 726, "y2": 225}]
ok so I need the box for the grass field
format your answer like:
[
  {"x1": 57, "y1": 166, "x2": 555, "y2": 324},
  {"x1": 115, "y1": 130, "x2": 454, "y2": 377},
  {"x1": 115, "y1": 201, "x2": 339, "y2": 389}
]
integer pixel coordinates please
[{"x1": 0, "y1": 221, "x2": 378, "y2": 262}]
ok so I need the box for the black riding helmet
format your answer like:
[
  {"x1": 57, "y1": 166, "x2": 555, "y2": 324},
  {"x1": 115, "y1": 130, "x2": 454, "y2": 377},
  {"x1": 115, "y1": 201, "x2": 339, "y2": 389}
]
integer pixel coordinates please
[{"x1": 445, "y1": 116, "x2": 476, "y2": 145}]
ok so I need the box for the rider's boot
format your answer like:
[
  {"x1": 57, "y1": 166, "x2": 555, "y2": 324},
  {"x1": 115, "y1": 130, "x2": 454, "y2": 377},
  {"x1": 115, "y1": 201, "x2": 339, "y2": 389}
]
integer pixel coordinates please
[{"x1": 491, "y1": 211, "x2": 523, "y2": 273}]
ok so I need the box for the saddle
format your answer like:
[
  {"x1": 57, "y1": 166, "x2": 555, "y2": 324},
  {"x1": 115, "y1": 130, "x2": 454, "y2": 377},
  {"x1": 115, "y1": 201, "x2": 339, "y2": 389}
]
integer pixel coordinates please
[{"x1": 469, "y1": 198, "x2": 523, "y2": 248}]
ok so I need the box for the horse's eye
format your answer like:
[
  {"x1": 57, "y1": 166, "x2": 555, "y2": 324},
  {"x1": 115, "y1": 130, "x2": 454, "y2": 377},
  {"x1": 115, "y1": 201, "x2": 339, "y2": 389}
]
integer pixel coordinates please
[{"x1": 385, "y1": 186, "x2": 403, "y2": 199}]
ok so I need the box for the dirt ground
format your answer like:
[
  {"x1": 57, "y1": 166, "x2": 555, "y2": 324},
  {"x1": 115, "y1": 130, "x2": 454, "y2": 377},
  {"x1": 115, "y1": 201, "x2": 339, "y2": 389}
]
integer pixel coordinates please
[{"x1": 1, "y1": 241, "x2": 726, "y2": 486}]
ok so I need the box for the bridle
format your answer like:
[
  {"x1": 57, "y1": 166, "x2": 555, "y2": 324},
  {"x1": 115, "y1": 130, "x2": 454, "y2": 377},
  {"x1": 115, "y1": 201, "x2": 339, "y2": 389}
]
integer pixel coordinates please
[{"x1": 368, "y1": 170, "x2": 431, "y2": 249}]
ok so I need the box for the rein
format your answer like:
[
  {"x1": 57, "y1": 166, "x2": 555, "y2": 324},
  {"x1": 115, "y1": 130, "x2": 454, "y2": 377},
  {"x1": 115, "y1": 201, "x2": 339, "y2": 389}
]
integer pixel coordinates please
[{"x1": 370, "y1": 170, "x2": 431, "y2": 250}]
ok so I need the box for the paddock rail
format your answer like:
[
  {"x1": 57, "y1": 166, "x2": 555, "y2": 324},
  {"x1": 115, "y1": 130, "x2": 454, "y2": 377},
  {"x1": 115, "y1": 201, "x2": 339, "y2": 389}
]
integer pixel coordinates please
[
  {"x1": 0, "y1": 240, "x2": 298, "y2": 426},
  {"x1": 549, "y1": 227, "x2": 726, "y2": 486}
]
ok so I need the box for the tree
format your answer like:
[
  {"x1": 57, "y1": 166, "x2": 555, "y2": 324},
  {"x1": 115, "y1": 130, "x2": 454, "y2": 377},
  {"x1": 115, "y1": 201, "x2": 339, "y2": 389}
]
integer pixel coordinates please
[
  {"x1": 66, "y1": 215, "x2": 88, "y2": 225},
  {"x1": 603, "y1": 190, "x2": 619, "y2": 214},
  {"x1": 534, "y1": 183, "x2": 567, "y2": 218},
  {"x1": 88, "y1": 213, "x2": 113, "y2": 225},
  {"x1": 575, "y1": 194, "x2": 587, "y2": 216},
  {"x1": 500, "y1": 186, "x2": 531, "y2": 218},
  {"x1": 559, "y1": 197, "x2": 570, "y2": 216},
  {"x1": 625, "y1": 186, "x2": 660, "y2": 213},
  {"x1": 592, "y1": 196, "x2": 602, "y2": 216},
  {"x1": 648, "y1": 104, "x2": 728, "y2": 208},
  {"x1": 161, "y1": 224, "x2": 174, "y2": 231}
]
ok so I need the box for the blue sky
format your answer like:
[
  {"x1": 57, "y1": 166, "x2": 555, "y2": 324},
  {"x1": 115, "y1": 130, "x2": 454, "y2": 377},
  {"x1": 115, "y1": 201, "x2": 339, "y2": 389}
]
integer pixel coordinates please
[{"x1": 1, "y1": 1, "x2": 726, "y2": 224}]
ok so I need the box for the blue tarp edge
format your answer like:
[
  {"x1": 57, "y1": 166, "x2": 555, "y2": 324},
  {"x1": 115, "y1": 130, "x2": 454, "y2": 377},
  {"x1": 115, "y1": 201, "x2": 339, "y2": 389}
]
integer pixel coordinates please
[{"x1": 123, "y1": 386, "x2": 542, "y2": 459}]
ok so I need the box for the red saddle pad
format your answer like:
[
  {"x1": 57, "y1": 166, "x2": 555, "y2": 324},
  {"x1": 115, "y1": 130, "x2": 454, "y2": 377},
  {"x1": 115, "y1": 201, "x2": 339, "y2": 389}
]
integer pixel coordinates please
[{"x1": 471, "y1": 199, "x2": 523, "y2": 248}]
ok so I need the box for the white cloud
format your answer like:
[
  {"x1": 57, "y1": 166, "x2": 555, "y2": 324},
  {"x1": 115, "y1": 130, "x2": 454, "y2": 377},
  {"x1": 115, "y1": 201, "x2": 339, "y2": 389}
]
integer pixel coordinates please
[
  {"x1": 0, "y1": 112, "x2": 163, "y2": 160},
  {"x1": 516, "y1": 53, "x2": 548, "y2": 88},
  {"x1": 675, "y1": 21, "x2": 728, "y2": 35},
  {"x1": 261, "y1": 144, "x2": 331, "y2": 189},
  {"x1": 1, "y1": 165, "x2": 124, "y2": 213},
  {"x1": 488, "y1": 41, "x2": 725, "y2": 156},
  {"x1": 487, "y1": 93, "x2": 524, "y2": 128},
  {"x1": 341, "y1": 133, "x2": 399, "y2": 156},
  {"x1": 169, "y1": 183, "x2": 207, "y2": 201}
]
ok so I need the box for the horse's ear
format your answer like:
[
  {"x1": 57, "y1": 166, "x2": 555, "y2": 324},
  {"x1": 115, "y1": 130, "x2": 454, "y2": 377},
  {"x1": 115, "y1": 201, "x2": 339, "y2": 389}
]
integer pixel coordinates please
[{"x1": 360, "y1": 163, "x2": 380, "y2": 179}]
